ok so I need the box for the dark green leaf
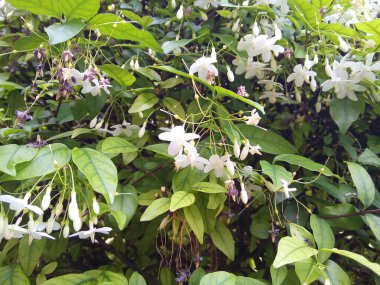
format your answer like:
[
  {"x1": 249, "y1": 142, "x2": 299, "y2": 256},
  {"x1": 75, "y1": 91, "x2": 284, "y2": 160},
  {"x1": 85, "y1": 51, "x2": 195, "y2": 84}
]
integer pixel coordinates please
[
  {"x1": 19, "y1": 237, "x2": 46, "y2": 276},
  {"x1": 347, "y1": 162, "x2": 375, "y2": 209},
  {"x1": 210, "y1": 221, "x2": 235, "y2": 261},
  {"x1": 274, "y1": 154, "x2": 333, "y2": 176},
  {"x1": 140, "y1": 198, "x2": 170, "y2": 221},
  {"x1": 46, "y1": 19, "x2": 86, "y2": 45},
  {"x1": 184, "y1": 205, "x2": 204, "y2": 244}
]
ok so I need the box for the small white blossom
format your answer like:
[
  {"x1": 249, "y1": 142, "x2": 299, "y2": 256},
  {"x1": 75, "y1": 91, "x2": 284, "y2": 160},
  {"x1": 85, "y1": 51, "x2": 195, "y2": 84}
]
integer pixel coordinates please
[
  {"x1": 245, "y1": 109, "x2": 261, "y2": 126},
  {"x1": 0, "y1": 195, "x2": 43, "y2": 216},
  {"x1": 174, "y1": 142, "x2": 209, "y2": 171},
  {"x1": 158, "y1": 125, "x2": 200, "y2": 156},
  {"x1": 69, "y1": 223, "x2": 112, "y2": 243},
  {"x1": 203, "y1": 154, "x2": 229, "y2": 177},
  {"x1": 287, "y1": 64, "x2": 317, "y2": 87},
  {"x1": 280, "y1": 179, "x2": 297, "y2": 199},
  {"x1": 189, "y1": 56, "x2": 218, "y2": 83}
]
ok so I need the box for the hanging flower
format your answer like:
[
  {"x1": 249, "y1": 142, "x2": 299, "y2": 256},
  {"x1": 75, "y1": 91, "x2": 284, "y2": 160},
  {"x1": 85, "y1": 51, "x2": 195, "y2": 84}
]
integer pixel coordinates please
[
  {"x1": 158, "y1": 125, "x2": 200, "y2": 156},
  {"x1": 69, "y1": 223, "x2": 112, "y2": 243},
  {"x1": 280, "y1": 179, "x2": 297, "y2": 199},
  {"x1": 0, "y1": 195, "x2": 43, "y2": 215},
  {"x1": 189, "y1": 56, "x2": 218, "y2": 83}
]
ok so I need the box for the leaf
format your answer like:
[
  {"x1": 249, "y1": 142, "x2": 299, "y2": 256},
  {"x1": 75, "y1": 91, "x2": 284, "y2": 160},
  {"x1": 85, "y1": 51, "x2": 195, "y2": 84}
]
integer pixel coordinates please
[
  {"x1": 329, "y1": 98, "x2": 363, "y2": 134},
  {"x1": 0, "y1": 266, "x2": 30, "y2": 285},
  {"x1": 172, "y1": 167, "x2": 208, "y2": 192},
  {"x1": 101, "y1": 137, "x2": 138, "y2": 154},
  {"x1": 184, "y1": 205, "x2": 204, "y2": 244},
  {"x1": 109, "y1": 185, "x2": 138, "y2": 230},
  {"x1": 320, "y1": 248, "x2": 380, "y2": 276},
  {"x1": 324, "y1": 260, "x2": 351, "y2": 285},
  {"x1": 320, "y1": 204, "x2": 363, "y2": 230},
  {"x1": 85, "y1": 270, "x2": 128, "y2": 284},
  {"x1": 143, "y1": 143, "x2": 171, "y2": 158},
  {"x1": 260, "y1": 161, "x2": 293, "y2": 191},
  {"x1": 288, "y1": 0, "x2": 321, "y2": 29},
  {"x1": 0, "y1": 144, "x2": 37, "y2": 176},
  {"x1": 129, "y1": 272, "x2": 147, "y2": 285},
  {"x1": 289, "y1": 223, "x2": 315, "y2": 248},
  {"x1": 88, "y1": 14, "x2": 162, "y2": 52},
  {"x1": 362, "y1": 214, "x2": 380, "y2": 243},
  {"x1": 14, "y1": 34, "x2": 47, "y2": 51},
  {"x1": 2, "y1": 143, "x2": 71, "y2": 181},
  {"x1": 347, "y1": 162, "x2": 375, "y2": 209},
  {"x1": 310, "y1": 215, "x2": 334, "y2": 262},
  {"x1": 272, "y1": 237, "x2": 318, "y2": 268},
  {"x1": 19, "y1": 237, "x2": 46, "y2": 276},
  {"x1": 294, "y1": 258, "x2": 323, "y2": 284},
  {"x1": 128, "y1": 93, "x2": 159, "y2": 113},
  {"x1": 99, "y1": 64, "x2": 136, "y2": 87},
  {"x1": 200, "y1": 271, "x2": 236, "y2": 285},
  {"x1": 192, "y1": 182, "x2": 227, "y2": 194},
  {"x1": 170, "y1": 191, "x2": 195, "y2": 212},
  {"x1": 72, "y1": 147, "x2": 118, "y2": 204},
  {"x1": 162, "y1": 39, "x2": 192, "y2": 54},
  {"x1": 235, "y1": 276, "x2": 267, "y2": 285},
  {"x1": 41, "y1": 274, "x2": 97, "y2": 285},
  {"x1": 162, "y1": 97, "x2": 186, "y2": 120},
  {"x1": 210, "y1": 221, "x2": 235, "y2": 261},
  {"x1": 140, "y1": 198, "x2": 170, "y2": 221},
  {"x1": 6, "y1": 0, "x2": 61, "y2": 18},
  {"x1": 45, "y1": 19, "x2": 86, "y2": 45},
  {"x1": 270, "y1": 265, "x2": 287, "y2": 285},
  {"x1": 355, "y1": 19, "x2": 380, "y2": 37},
  {"x1": 189, "y1": 268, "x2": 206, "y2": 285},
  {"x1": 60, "y1": 0, "x2": 100, "y2": 21},
  {"x1": 238, "y1": 124, "x2": 298, "y2": 154},
  {"x1": 274, "y1": 154, "x2": 333, "y2": 176},
  {"x1": 358, "y1": 148, "x2": 380, "y2": 167},
  {"x1": 311, "y1": 0, "x2": 333, "y2": 8}
]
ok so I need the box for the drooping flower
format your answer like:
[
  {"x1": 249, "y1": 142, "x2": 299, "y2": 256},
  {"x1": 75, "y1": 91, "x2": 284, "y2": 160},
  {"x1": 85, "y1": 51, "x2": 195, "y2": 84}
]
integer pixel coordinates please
[
  {"x1": 69, "y1": 223, "x2": 112, "y2": 243},
  {"x1": 158, "y1": 125, "x2": 200, "y2": 156},
  {"x1": 203, "y1": 154, "x2": 228, "y2": 177},
  {"x1": 280, "y1": 179, "x2": 297, "y2": 199},
  {"x1": 110, "y1": 121, "x2": 140, "y2": 137},
  {"x1": 348, "y1": 53, "x2": 380, "y2": 83},
  {"x1": 287, "y1": 64, "x2": 317, "y2": 87},
  {"x1": 174, "y1": 142, "x2": 209, "y2": 171},
  {"x1": 245, "y1": 109, "x2": 261, "y2": 126},
  {"x1": 240, "y1": 141, "x2": 262, "y2": 160},
  {"x1": 240, "y1": 182, "x2": 249, "y2": 204},
  {"x1": 0, "y1": 195, "x2": 43, "y2": 215},
  {"x1": 189, "y1": 56, "x2": 218, "y2": 83}
]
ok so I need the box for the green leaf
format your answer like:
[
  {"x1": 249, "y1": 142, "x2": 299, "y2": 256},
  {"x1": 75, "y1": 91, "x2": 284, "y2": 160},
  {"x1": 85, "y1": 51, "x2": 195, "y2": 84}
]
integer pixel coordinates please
[
  {"x1": 109, "y1": 185, "x2": 138, "y2": 230},
  {"x1": 320, "y1": 248, "x2": 380, "y2": 276},
  {"x1": 172, "y1": 167, "x2": 207, "y2": 192},
  {"x1": 311, "y1": 0, "x2": 333, "y2": 8},
  {"x1": 288, "y1": 0, "x2": 321, "y2": 29},
  {"x1": 270, "y1": 265, "x2": 287, "y2": 285},
  {"x1": 140, "y1": 197, "x2": 170, "y2": 221},
  {"x1": 41, "y1": 262, "x2": 57, "y2": 275},
  {"x1": 1, "y1": 143, "x2": 71, "y2": 181},
  {"x1": 128, "y1": 93, "x2": 159, "y2": 113},
  {"x1": 324, "y1": 260, "x2": 351, "y2": 285},
  {"x1": 101, "y1": 137, "x2": 138, "y2": 154},
  {"x1": 200, "y1": 271, "x2": 236, "y2": 285},
  {"x1": 72, "y1": 147, "x2": 118, "y2": 204},
  {"x1": 260, "y1": 161, "x2": 293, "y2": 191},
  {"x1": 358, "y1": 148, "x2": 380, "y2": 167},
  {"x1": 88, "y1": 14, "x2": 162, "y2": 52},
  {"x1": 129, "y1": 272, "x2": 146, "y2": 285},
  {"x1": 189, "y1": 268, "x2": 206, "y2": 285},
  {"x1": 310, "y1": 215, "x2": 334, "y2": 262},
  {"x1": 289, "y1": 223, "x2": 315, "y2": 248},
  {"x1": 238, "y1": 124, "x2": 298, "y2": 154},
  {"x1": 295, "y1": 258, "x2": 323, "y2": 284},
  {"x1": 14, "y1": 34, "x2": 47, "y2": 51},
  {"x1": 235, "y1": 277, "x2": 267, "y2": 285},
  {"x1": 329, "y1": 98, "x2": 363, "y2": 134},
  {"x1": 41, "y1": 274, "x2": 97, "y2": 285},
  {"x1": 85, "y1": 270, "x2": 128, "y2": 284},
  {"x1": 162, "y1": 97, "x2": 186, "y2": 120},
  {"x1": 362, "y1": 214, "x2": 380, "y2": 243},
  {"x1": 162, "y1": 39, "x2": 192, "y2": 54},
  {"x1": 184, "y1": 205, "x2": 204, "y2": 244},
  {"x1": 272, "y1": 237, "x2": 318, "y2": 268},
  {"x1": 60, "y1": 0, "x2": 100, "y2": 20},
  {"x1": 6, "y1": 0, "x2": 61, "y2": 18},
  {"x1": 210, "y1": 221, "x2": 235, "y2": 261},
  {"x1": 19, "y1": 237, "x2": 46, "y2": 276},
  {"x1": 355, "y1": 19, "x2": 380, "y2": 37},
  {"x1": 274, "y1": 154, "x2": 333, "y2": 176},
  {"x1": 347, "y1": 162, "x2": 375, "y2": 209},
  {"x1": 192, "y1": 182, "x2": 227, "y2": 194},
  {"x1": 99, "y1": 64, "x2": 136, "y2": 87},
  {"x1": 320, "y1": 204, "x2": 363, "y2": 230},
  {"x1": 0, "y1": 266, "x2": 30, "y2": 285},
  {"x1": 143, "y1": 143, "x2": 171, "y2": 158},
  {"x1": 46, "y1": 19, "x2": 86, "y2": 45},
  {"x1": 0, "y1": 144, "x2": 37, "y2": 176},
  {"x1": 170, "y1": 191, "x2": 195, "y2": 212}
]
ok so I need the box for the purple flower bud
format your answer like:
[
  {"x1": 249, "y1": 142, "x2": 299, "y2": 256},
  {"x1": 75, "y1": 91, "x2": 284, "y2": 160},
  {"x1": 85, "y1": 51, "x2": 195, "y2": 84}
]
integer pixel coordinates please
[
  {"x1": 33, "y1": 49, "x2": 45, "y2": 61},
  {"x1": 15, "y1": 110, "x2": 33, "y2": 124}
]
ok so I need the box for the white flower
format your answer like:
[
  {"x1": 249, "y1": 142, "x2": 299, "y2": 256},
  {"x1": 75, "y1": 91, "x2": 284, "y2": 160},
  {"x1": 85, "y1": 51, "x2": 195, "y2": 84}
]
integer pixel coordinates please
[
  {"x1": 240, "y1": 183, "x2": 249, "y2": 204},
  {"x1": 189, "y1": 56, "x2": 218, "y2": 83},
  {"x1": 287, "y1": 64, "x2": 317, "y2": 87},
  {"x1": 280, "y1": 179, "x2": 297, "y2": 199},
  {"x1": 41, "y1": 186, "x2": 52, "y2": 211},
  {"x1": 194, "y1": 0, "x2": 220, "y2": 9},
  {"x1": 0, "y1": 195, "x2": 43, "y2": 215},
  {"x1": 245, "y1": 109, "x2": 261, "y2": 126},
  {"x1": 8, "y1": 220, "x2": 55, "y2": 245},
  {"x1": 337, "y1": 35, "x2": 350, "y2": 52},
  {"x1": 158, "y1": 125, "x2": 200, "y2": 156},
  {"x1": 245, "y1": 59, "x2": 267, "y2": 79},
  {"x1": 240, "y1": 141, "x2": 262, "y2": 160},
  {"x1": 176, "y1": 5, "x2": 183, "y2": 19},
  {"x1": 232, "y1": 57, "x2": 247, "y2": 75},
  {"x1": 82, "y1": 79, "x2": 101, "y2": 96},
  {"x1": 348, "y1": 53, "x2": 380, "y2": 83},
  {"x1": 62, "y1": 68, "x2": 83, "y2": 85},
  {"x1": 204, "y1": 154, "x2": 228, "y2": 177},
  {"x1": 226, "y1": 65, "x2": 235, "y2": 82},
  {"x1": 259, "y1": 90, "x2": 285, "y2": 103},
  {"x1": 69, "y1": 224, "x2": 112, "y2": 243},
  {"x1": 110, "y1": 121, "x2": 140, "y2": 137},
  {"x1": 174, "y1": 142, "x2": 209, "y2": 171}
]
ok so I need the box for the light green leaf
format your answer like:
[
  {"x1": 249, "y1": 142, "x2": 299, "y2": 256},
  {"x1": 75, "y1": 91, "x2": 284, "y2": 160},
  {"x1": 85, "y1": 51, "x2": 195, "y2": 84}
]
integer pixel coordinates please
[
  {"x1": 41, "y1": 262, "x2": 57, "y2": 275},
  {"x1": 192, "y1": 182, "x2": 227, "y2": 194},
  {"x1": 0, "y1": 144, "x2": 37, "y2": 176},
  {"x1": 41, "y1": 273, "x2": 97, "y2": 285},
  {"x1": 14, "y1": 34, "x2": 48, "y2": 51},
  {"x1": 200, "y1": 271, "x2": 236, "y2": 285},
  {"x1": 362, "y1": 214, "x2": 380, "y2": 242},
  {"x1": 270, "y1": 265, "x2": 287, "y2": 285},
  {"x1": 99, "y1": 64, "x2": 136, "y2": 87},
  {"x1": 288, "y1": 0, "x2": 321, "y2": 29},
  {"x1": 85, "y1": 270, "x2": 128, "y2": 284},
  {"x1": 129, "y1": 272, "x2": 146, "y2": 285},
  {"x1": 311, "y1": 0, "x2": 333, "y2": 8},
  {"x1": 358, "y1": 148, "x2": 380, "y2": 167},
  {"x1": 310, "y1": 214, "x2": 334, "y2": 262},
  {"x1": 6, "y1": 0, "x2": 61, "y2": 18},
  {"x1": 162, "y1": 97, "x2": 186, "y2": 120},
  {"x1": 210, "y1": 221, "x2": 235, "y2": 261},
  {"x1": 320, "y1": 248, "x2": 380, "y2": 276},
  {"x1": 159, "y1": 77, "x2": 184, "y2": 89},
  {"x1": 235, "y1": 276, "x2": 267, "y2": 285},
  {"x1": 295, "y1": 258, "x2": 323, "y2": 284},
  {"x1": 60, "y1": 0, "x2": 100, "y2": 20},
  {"x1": 135, "y1": 67, "x2": 162, "y2": 81},
  {"x1": 88, "y1": 14, "x2": 162, "y2": 52},
  {"x1": 109, "y1": 185, "x2": 138, "y2": 230},
  {"x1": 260, "y1": 161, "x2": 293, "y2": 191},
  {"x1": 101, "y1": 137, "x2": 138, "y2": 154},
  {"x1": 19, "y1": 237, "x2": 45, "y2": 276},
  {"x1": 46, "y1": 19, "x2": 86, "y2": 45},
  {"x1": 173, "y1": 167, "x2": 208, "y2": 192},
  {"x1": 330, "y1": 98, "x2": 363, "y2": 134},
  {"x1": 170, "y1": 191, "x2": 195, "y2": 212},
  {"x1": 347, "y1": 162, "x2": 375, "y2": 209},
  {"x1": 274, "y1": 154, "x2": 333, "y2": 176},
  {"x1": 355, "y1": 19, "x2": 380, "y2": 37},
  {"x1": 324, "y1": 260, "x2": 351, "y2": 285},
  {"x1": 189, "y1": 268, "x2": 206, "y2": 285},
  {"x1": 289, "y1": 223, "x2": 315, "y2": 248},
  {"x1": 0, "y1": 266, "x2": 30, "y2": 285},
  {"x1": 140, "y1": 198, "x2": 170, "y2": 221},
  {"x1": 162, "y1": 39, "x2": 192, "y2": 54},
  {"x1": 143, "y1": 143, "x2": 171, "y2": 158},
  {"x1": 72, "y1": 147, "x2": 118, "y2": 204},
  {"x1": 128, "y1": 93, "x2": 159, "y2": 113},
  {"x1": 184, "y1": 205, "x2": 204, "y2": 244},
  {"x1": 272, "y1": 237, "x2": 318, "y2": 268}
]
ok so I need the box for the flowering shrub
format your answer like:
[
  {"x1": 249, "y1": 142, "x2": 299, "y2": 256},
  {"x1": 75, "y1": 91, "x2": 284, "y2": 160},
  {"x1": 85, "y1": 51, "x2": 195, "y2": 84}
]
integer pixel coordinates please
[{"x1": 0, "y1": 0, "x2": 379, "y2": 284}]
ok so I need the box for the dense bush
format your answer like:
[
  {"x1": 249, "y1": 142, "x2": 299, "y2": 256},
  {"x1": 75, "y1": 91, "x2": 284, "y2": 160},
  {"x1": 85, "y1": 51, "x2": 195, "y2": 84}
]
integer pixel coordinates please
[{"x1": 0, "y1": 0, "x2": 379, "y2": 284}]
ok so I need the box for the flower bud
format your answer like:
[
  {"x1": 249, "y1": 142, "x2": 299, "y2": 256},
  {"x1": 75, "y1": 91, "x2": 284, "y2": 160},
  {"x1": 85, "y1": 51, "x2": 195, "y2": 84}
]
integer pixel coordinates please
[
  {"x1": 337, "y1": 35, "x2": 349, "y2": 53},
  {"x1": 92, "y1": 197, "x2": 100, "y2": 215},
  {"x1": 89, "y1": 116, "x2": 98, "y2": 128},
  {"x1": 171, "y1": 0, "x2": 176, "y2": 8},
  {"x1": 95, "y1": 120, "x2": 103, "y2": 130},
  {"x1": 200, "y1": 12, "x2": 208, "y2": 21},
  {"x1": 173, "y1": 47, "x2": 182, "y2": 56},
  {"x1": 310, "y1": 78, "x2": 317, "y2": 92},
  {"x1": 63, "y1": 222, "x2": 70, "y2": 238},
  {"x1": 315, "y1": 101, "x2": 322, "y2": 113},
  {"x1": 73, "y1": 216, "x2": 82, "y2": 232},
  {"x1": 211, "y1": 47, "x2": 217, "y2": 62},
  {"x1": 295, "y1": 88, "x2": 302, "y2": 102},
  {"x1": 46, "y1": 213, "x2": 55, "y2": 234},
  {"x1": 138, "y1": 122, "x2": 147, "y2": 138},
  {"x1": 252, "y1": 22, "x2": 259, "y2": 36},
  {"x1": 240, "y1": 184, "x2": 248, "y2": 204},
  {"x1": 233, "y1": 139, "x2": 240, "y2": 158},
  {"x1": 176, "y1": 5, "x2": 184, "y2": 19},
  {"x1": 41, "y1": 186, "x2": 52, "y2": 211},
  {"x1": 240, "y1": 143, "x2": 250, "y2": 160},
  {"x1": 232, "y1": 18, "x2": 240, "y2": 33},
  {"x1": 226, "y1": 66, "x2": 234, "y2": 82}
]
